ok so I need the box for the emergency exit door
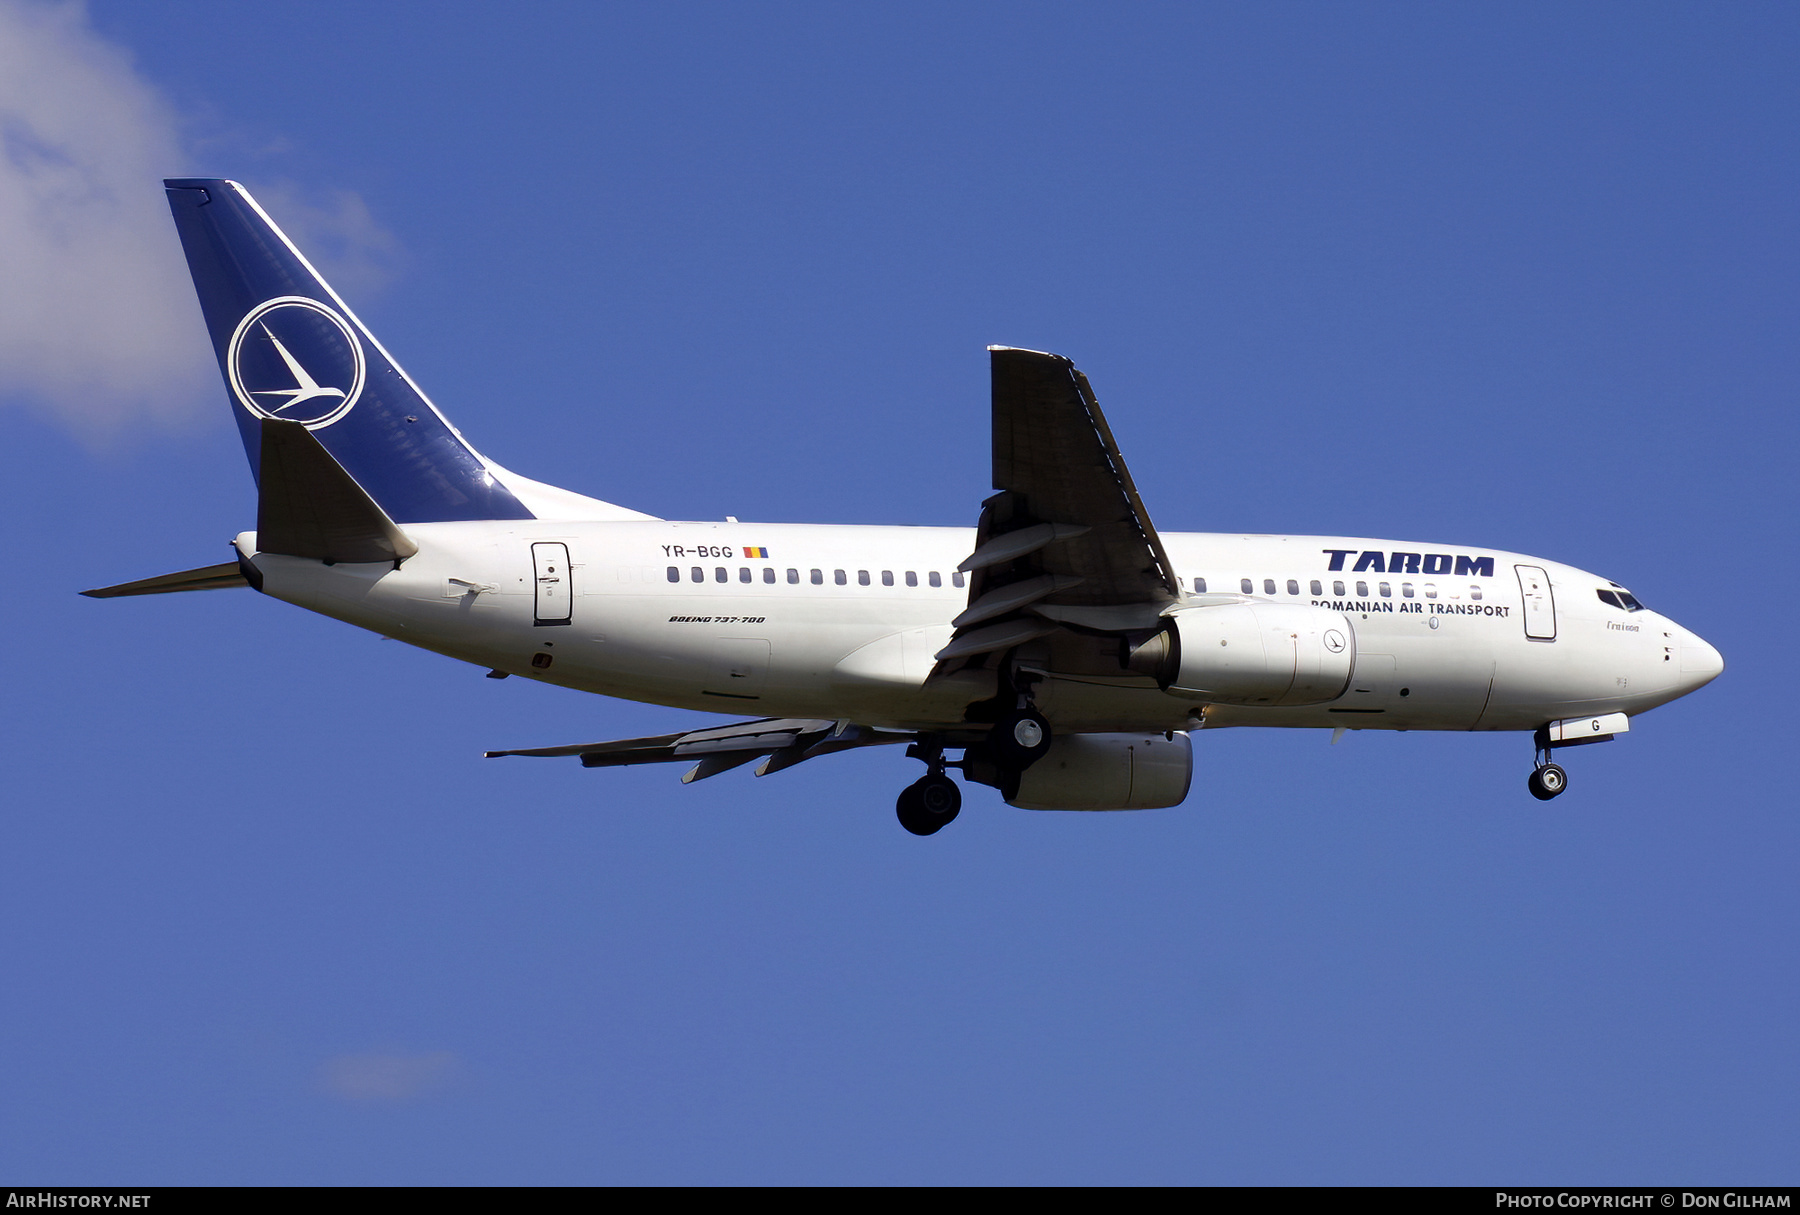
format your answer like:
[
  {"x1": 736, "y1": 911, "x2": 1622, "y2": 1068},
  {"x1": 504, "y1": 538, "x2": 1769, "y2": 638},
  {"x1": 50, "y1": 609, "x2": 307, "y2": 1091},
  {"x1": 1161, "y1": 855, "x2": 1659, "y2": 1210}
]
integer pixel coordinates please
[
  {"x1": 532, "y1": 542, "x2": 572, "y2": 626},
  {"x1": 1515, "y1": 564, "x2": 1556, "y2": 640}
]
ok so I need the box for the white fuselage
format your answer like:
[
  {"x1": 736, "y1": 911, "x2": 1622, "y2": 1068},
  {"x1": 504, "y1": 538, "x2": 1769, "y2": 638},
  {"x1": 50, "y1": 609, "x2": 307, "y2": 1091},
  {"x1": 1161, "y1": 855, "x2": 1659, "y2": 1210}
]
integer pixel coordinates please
[{"x1": 240, "y1": 520, "x2": 1722, "y2": 735}]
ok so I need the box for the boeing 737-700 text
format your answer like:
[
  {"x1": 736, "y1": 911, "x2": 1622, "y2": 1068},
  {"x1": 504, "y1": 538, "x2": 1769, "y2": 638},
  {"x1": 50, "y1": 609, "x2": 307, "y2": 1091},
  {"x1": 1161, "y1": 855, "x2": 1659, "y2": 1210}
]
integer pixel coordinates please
[{"x1": 84, "y1": 180, "x2": 1724, "y2": 834}]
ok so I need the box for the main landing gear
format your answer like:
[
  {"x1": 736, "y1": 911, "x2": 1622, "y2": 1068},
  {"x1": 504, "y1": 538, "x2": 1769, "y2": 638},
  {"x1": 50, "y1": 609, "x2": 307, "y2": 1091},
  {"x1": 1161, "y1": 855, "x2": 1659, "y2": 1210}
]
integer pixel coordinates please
[
  {"x1": 897, "y1": 739, "x2": 962, "y2": 836},
  {"x1": 893, "y1": 696, "x2": 1053, "y2": 836},
  {"x1": 990, "y1": 684, "x2": 1053, "y2": 770},
  {"x1": 896, "y1": 772, "x2": 962, "y2": 836},
  {"x1": 990, "y1": 706, "x2": 1052, "y2": 769}
]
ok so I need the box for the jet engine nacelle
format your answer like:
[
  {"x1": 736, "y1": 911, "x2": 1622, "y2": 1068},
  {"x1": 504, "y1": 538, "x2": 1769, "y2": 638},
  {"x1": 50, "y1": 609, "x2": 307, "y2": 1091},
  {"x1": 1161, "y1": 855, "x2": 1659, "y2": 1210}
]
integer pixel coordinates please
[
  {"x1": 1004, "y1": 731, "x2": 1194, "y2": 811},
  {"x1": 1130, "y1": 602, "x2": 1356, "y2": 707}
]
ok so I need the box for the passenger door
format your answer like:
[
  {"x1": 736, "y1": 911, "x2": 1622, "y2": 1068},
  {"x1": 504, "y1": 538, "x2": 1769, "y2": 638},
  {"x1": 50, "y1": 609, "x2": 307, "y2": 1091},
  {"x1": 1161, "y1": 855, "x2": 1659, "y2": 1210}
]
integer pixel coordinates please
[
  {"x1": 532, "y1": 542, "x2": 572, "y2": 626},
  {"x1": 1515, "y1": 564, "x2": 1555, "y2": 641}
]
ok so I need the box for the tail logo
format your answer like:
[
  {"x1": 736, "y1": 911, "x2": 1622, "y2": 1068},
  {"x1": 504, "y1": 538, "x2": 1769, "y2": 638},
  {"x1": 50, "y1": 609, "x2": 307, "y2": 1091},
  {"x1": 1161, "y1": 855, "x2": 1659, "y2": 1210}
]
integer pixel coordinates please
[{"x1": 226, "y1": 296, "x2": 366, "y2": 429}]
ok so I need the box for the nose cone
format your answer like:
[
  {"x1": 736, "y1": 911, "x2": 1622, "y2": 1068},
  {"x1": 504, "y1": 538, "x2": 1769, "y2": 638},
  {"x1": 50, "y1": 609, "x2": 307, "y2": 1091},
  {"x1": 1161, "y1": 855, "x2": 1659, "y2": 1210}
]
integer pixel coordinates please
[{"x1": 1678, "y1": 629, "x2": 1724, "y2": 693}]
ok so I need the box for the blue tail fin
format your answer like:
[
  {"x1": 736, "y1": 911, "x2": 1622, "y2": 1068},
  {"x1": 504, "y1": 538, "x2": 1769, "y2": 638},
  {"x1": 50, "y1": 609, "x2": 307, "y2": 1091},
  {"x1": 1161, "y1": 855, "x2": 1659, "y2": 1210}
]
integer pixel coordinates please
[{"x1": 165, "y1": 179, "x2": 534, "y2": 524}]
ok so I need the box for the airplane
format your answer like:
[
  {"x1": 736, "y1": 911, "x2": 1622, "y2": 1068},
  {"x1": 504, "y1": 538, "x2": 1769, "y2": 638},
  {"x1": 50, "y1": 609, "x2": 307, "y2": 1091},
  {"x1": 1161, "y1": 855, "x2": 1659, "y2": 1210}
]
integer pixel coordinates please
[{"x1": 84, "y1": 179, "x2": 1725, "y2": 835}]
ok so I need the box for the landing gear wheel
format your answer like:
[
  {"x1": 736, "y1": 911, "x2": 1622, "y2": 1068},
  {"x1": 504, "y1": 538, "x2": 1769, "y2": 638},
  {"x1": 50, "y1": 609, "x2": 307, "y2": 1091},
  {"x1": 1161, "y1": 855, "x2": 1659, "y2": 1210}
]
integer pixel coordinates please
[
  {"x1": 897, "y1": 774, "x2": 962, "y2": 836},
  {"x1": 990, "y1": 709, "x2": 1052, "y2": 769},
  {"x1": 1528, "y1": 763, "x2": 1568, "y2": 801}
]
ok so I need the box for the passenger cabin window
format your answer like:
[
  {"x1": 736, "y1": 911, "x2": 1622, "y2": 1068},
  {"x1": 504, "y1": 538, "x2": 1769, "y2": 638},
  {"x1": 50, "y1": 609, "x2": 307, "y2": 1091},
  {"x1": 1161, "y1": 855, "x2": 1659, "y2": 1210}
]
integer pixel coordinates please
[
  {"x1": 1264, "y1": 579, "x2": 1276, "y2": 595},
  {"x1": 857, "y1": 570, "x2": 870, "y2": 586},
  {"x1": 715, "y1": 567, "x2": 727, "y2": 583},
  {"x1": 811, "y1": 569, "x2": 823, "y2": 585},
  {"x1": 1424, "y1": 583, "x2": 1437, "y2": 599},
  {"x1": 1193, "y1": 577, "x2": 1207, "y2": 593},
  {"x1": 691, "y1": 566, "x2": 703, "y2": 583},
  {"x1": 1241, "y1": 578, "x2": 1254, "y2": 594},
  {"x1": 1334, "y1": 581, "x2": 1345, "y2": 596},
  {"x1": 667, "y1": 566, "x2": 680, "y2": 583},
  {"x1": 881, "y1": 570, "x2": 894, "y2": 586},
  {"x1": 1310, "y1": 580, "x2": 1322, "y2": 596},
  {"x1": 905, "y1": 571, "x2": 917, "y2": 587},
  {"x1": 1287, "y1": 579, "x2": 1299, "y2": 596},
  {"x1": 763, "y1": 568, "x2": 775, "y2": 584},
  {"x1": 787, "y1": 568, "x2": 799, "y2": 584},
  {"x1": 1379, "y1": 582, "x2": 1392, "y2": 597},
  {"x1": 1356, "y1": 581, "x2": 1368, "y2": 597},
  {"x1": 1470, "y1": 586, "x2": 1483, "y2": 601},
  {"x1": 1402, "y1": 582, "x2": 1414, "y2": 598},
  {"x1": 835, "y1": 570, "x2": 847, "y2": 586},
  {"x1": 929, "y1": 572, "x2": 942, "y2": 588},
  {"x1": 739, "y1": 567, "x2": 752, "y2": 583},
  {"x1": 952, "y1": 572, "x2": 965, "y2": 588}
]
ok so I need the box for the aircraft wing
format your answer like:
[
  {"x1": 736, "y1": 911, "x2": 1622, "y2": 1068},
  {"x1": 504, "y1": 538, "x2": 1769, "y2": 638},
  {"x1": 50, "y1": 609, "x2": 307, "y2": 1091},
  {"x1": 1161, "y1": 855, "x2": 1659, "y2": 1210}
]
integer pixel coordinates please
[
  {"x1": 486, "y1": 717, "x2": 911, "y2": 782},
  {"x1": 935, "y1": 347, "x2": 1181, "y2": 667}
]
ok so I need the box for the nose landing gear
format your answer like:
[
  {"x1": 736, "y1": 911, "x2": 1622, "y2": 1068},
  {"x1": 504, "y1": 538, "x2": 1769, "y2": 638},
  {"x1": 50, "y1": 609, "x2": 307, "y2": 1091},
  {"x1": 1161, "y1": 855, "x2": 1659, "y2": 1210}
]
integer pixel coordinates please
[
  {"x1": 1528, "y1": 725, "x2": 1572, "y2": 801},
  {"x1": 1525, "y1": 713, "x2": 1629, "y2": 802},
  {"x1": 1528, "y1": 761, "x2": 1568, "y2": 801}
]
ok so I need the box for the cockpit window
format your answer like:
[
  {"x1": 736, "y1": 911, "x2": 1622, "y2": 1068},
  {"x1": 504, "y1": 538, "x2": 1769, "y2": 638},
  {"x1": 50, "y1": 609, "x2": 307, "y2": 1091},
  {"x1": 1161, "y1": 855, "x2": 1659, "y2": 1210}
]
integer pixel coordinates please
[
  {"x1": 1596, "y1": 589, "x2": 1621, "y2": 608},
  {"x1": 1598, "y1": 587, "x2": 1646, "y2": 612}
]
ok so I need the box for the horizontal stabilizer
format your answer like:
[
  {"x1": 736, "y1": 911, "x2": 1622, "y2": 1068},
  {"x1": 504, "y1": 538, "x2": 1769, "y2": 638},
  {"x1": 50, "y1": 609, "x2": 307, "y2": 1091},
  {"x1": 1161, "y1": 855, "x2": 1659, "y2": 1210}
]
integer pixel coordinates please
[
  {"x1": 257, "y1": 418, "x2": 418, "y2": 564},
  {"x1": 81, "y1": 562, "x2": 249, "y2": 599}
]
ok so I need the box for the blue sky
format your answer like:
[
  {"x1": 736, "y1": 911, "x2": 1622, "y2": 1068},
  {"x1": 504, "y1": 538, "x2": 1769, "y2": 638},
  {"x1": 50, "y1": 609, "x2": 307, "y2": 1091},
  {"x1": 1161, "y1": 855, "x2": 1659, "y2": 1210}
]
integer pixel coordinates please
[{"x1": 1, "y1": 0, "x2": 1795, "y2": 1183}]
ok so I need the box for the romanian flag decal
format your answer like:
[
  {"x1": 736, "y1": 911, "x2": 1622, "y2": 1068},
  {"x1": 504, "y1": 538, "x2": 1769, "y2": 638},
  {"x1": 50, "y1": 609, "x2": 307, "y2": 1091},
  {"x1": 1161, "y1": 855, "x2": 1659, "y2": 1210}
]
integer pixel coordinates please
[{"x1": 743, "y1": 546, "x2": 769, "y2": 559}]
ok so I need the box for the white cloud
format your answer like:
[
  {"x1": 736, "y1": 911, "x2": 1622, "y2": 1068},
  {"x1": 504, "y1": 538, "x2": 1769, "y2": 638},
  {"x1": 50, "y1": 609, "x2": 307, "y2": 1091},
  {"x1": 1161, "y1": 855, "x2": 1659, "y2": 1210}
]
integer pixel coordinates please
[
  {"x1": 0, "y1": 1, "x2": 399, "y2": 442},
  {"x1": 0, "y1": 1, "x2": 205, "y2": 438},
  {"x1": 319, "y1": 1050, "x2": 461, "y2": 1103}
]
